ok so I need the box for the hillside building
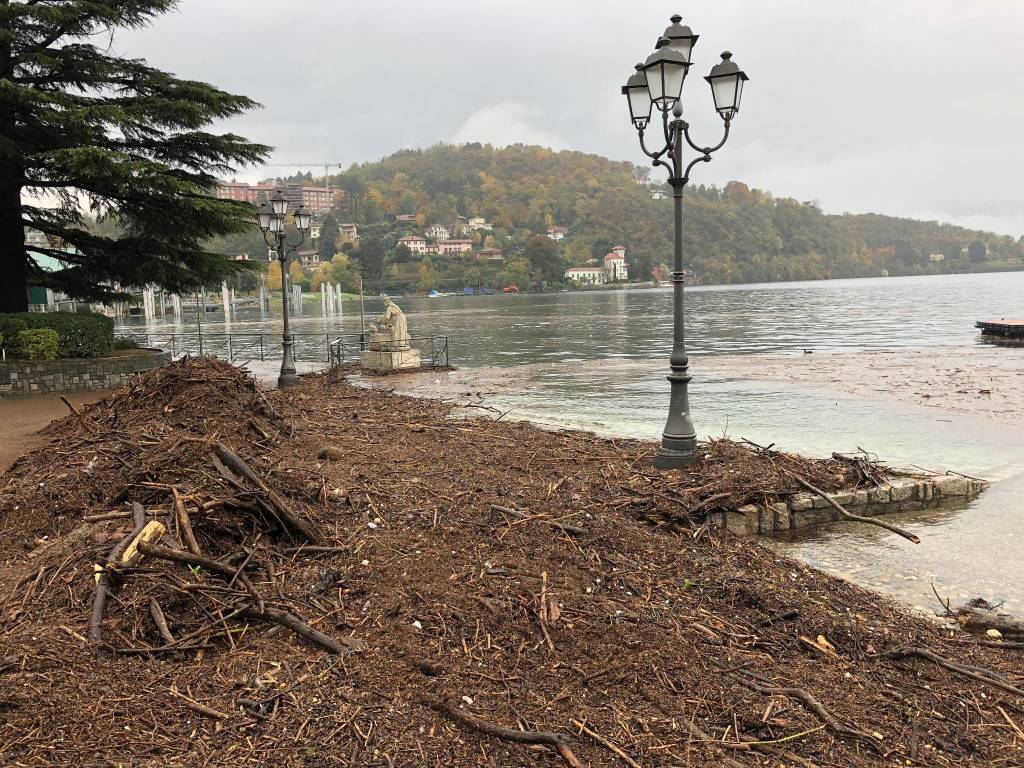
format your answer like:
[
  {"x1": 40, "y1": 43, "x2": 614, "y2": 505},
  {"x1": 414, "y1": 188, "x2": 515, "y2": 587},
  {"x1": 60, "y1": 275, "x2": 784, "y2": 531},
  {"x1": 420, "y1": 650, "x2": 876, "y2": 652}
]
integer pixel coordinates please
[
  {"x1": 604, "y1": 246, "x2": 628, "y2": 281},
  {"x1": 214, "y1": 182, "x2": 343, "y2": 215},
  {"x1": 425, "y1": 224, "x2": 450, "y2": 241},
  {"x1": 546, "y1": 226, "x2": 567, "y2": 242},
  {"x1": 476, "y1": 247, "x2": 504, "y2": 262},
  {"x1": 564, "y1": 266, "x2": 606, "y2": 285},
  {"x1": 439, "y1": 239, "x2": 473, "y2": 256},
  {"x1": 397, "y1": 235, "x2": 428, "y2": 255}
]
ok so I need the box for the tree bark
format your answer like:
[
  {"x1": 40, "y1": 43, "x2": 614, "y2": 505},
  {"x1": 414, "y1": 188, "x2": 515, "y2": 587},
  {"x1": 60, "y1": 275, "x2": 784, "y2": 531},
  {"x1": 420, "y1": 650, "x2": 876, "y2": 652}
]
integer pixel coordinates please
[{"x1": 0, "y1": 25, "x2": 27, "y2": 314}]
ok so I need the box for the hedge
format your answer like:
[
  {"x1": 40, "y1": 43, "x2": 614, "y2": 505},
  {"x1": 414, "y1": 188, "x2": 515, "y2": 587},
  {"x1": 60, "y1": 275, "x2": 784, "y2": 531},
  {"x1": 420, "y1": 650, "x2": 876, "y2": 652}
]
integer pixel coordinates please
[
  {"x1": 0, "y1": 312, "x2": 114, "y2": 358},
  {"x1": 17, "y1": 328, "x2": 60, "y2": 360}
]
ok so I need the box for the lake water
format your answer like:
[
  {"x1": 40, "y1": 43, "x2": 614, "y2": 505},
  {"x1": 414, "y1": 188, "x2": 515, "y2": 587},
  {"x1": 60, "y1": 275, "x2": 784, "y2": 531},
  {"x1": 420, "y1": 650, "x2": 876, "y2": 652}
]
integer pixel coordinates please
[{"x1": 118, "y1": 272, "x2": 1024, "y2": 614}]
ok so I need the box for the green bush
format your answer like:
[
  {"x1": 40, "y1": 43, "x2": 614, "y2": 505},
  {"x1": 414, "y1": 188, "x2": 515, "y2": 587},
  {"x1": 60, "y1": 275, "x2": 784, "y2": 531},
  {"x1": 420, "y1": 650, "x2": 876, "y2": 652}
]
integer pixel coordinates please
[
  {"x1": 0, "y1": 312, "x2": 114, "y2": 358},
  {"x1": 113, "y1": 335, "x2": 140, "y2": 350},
  {"x1": 17, "y1": 328, "x2": 60, "y2": 360}
]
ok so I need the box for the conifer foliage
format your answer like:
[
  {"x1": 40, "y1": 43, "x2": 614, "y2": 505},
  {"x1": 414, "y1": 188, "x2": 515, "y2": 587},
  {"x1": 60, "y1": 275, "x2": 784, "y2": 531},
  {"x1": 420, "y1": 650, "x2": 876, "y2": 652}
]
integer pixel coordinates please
[{"x1": 0, "y1": 1, "x2": 269, "y2": 312}]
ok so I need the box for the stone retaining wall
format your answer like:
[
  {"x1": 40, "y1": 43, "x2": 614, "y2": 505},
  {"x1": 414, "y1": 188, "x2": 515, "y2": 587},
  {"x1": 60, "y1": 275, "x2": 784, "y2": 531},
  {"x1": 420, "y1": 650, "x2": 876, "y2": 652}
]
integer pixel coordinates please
[
  {"x1": 713, "y1": 475, "x2": 988, "y2": 535},
  {"x1": 0, "y1": 349, "x2": 170, "y2": 396}
]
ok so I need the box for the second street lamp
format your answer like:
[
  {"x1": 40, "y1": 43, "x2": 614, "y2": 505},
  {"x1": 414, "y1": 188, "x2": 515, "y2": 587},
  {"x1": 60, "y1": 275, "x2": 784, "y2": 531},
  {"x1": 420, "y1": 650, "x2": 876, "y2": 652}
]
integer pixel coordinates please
[
  {"x1": 624, "y1": 15, "x2": 749, "y2": 469},
  {"x1": 258, "y1": 193, "x2": 311, "y2": 388}
]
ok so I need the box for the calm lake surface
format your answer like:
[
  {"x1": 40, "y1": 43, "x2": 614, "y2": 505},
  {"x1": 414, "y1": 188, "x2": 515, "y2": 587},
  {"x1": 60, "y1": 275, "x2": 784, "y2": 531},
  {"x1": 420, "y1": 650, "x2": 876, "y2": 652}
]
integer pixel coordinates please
[{"x1": 119, "y1": 272, "x2": 1024, "y2": 614}]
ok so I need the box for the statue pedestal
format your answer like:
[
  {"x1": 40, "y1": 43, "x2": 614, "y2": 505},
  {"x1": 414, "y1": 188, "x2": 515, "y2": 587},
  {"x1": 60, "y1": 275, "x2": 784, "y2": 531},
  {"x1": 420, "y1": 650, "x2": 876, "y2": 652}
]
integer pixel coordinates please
[{"x1": 360, "y1": 348, "x2": 421, "y2": 372}]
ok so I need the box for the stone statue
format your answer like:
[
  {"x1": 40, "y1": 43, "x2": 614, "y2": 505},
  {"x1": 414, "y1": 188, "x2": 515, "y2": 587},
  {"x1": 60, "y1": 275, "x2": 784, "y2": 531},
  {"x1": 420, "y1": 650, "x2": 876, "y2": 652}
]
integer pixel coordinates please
[{"x1": 368, "y1": 295, "x2": 411, "y2": 351}]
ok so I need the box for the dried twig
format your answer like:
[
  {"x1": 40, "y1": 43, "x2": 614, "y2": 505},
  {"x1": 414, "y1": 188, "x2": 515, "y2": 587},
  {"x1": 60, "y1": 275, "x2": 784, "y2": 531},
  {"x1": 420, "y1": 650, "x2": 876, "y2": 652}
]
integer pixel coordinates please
[
  {"x1": 880, "y1": 646, "x2": 1024, "y2": 697},
  {"x1": 782, "y1": 470, "x2": 920, "y2": 543},
  {"x1": 88, "y1": 502, "x2": 147, "y2": 643},
  {"x1": 424, "y1": 697, "x2": 583, "y2": 767}
]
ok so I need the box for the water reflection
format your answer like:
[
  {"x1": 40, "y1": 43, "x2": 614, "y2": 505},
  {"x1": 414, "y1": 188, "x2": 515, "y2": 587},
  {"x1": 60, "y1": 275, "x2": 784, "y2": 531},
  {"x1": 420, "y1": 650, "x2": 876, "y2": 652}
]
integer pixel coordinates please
[{"x1": 119, "y1": 272, "x2": 1024, "y2": 365}]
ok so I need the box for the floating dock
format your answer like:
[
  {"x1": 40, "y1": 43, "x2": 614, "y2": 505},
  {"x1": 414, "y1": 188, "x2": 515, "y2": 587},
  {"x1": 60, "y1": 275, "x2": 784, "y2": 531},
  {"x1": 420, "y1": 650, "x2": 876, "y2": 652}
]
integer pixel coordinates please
[{"x1": 976, "y1": 318, "x2": 1024, "y2": 337}]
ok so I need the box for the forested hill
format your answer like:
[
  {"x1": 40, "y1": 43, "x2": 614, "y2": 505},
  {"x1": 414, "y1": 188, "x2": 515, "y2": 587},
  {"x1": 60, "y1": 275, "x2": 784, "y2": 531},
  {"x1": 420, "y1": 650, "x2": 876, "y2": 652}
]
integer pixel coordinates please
[{"x1": 318, "y1": 143, "x2": 1021, "y2": 285}]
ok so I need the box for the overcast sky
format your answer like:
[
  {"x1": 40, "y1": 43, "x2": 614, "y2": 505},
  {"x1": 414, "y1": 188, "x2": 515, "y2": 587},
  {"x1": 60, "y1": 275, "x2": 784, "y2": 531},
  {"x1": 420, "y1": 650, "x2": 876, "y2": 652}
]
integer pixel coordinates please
[{"x1": 116, "y1": 0, "x2": 1024, "y2": 236}]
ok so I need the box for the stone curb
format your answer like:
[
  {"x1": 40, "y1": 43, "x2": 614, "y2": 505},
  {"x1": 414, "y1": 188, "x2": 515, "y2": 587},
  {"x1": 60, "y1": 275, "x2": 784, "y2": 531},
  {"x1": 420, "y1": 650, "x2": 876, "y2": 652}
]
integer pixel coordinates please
[{"x1": 713, "y1": 475, "x2": 988, "y2": 535}]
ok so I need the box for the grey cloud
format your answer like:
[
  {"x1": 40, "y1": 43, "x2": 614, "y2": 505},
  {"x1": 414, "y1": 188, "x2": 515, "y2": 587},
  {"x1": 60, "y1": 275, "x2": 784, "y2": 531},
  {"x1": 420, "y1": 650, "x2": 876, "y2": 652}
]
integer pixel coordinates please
[{"x1": 115, "y1": 0, "x2": 1024, "y2": 235}]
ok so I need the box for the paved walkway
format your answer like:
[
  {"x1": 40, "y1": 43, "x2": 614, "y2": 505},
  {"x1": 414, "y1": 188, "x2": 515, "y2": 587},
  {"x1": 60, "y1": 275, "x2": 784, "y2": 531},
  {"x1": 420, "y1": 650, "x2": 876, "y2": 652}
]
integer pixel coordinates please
[{"x1": 0, "y1": 391, "x2": 110, "y2": 474}]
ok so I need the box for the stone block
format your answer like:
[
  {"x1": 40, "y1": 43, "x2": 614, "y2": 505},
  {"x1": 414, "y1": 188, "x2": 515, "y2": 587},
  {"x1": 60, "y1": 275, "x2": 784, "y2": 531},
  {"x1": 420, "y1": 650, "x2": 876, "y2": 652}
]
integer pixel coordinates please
[
  {"x1": 853, "y1": 489, "x2": 870, "y2": 506},
  {"x1": 771, "y1": 502, "x2": 790, "y2": 531},
  {"x1": 812, "y1": 494, "x2": 833, "y2": 509},
  {"x1": 868, "y1": 487, "x2": 891, "y2": 505},
  {"x1": 889, "y1": 480, "x2": 915, "y2": 502},
  {"x1": 934, "y1": 476, "x2": 971, "y2": 497},
  {"x1": 829, "y1": 491, "x2": 854, "y2": 507},
  {"x1": 791, "y1": 506, "x2": 828, "y2": 528},
  {"x1": 917, "y1": 482, "x2": 932, "y2": 502},
  {"x1": 360, "y1": 348, "x2": 421, "y2": 372},
  {"x1": 720, "y1": 504, "x2": 759, "y2": 535},
  {"x1": 789, "y1": 495, "x2": 813, "y2": 512}
]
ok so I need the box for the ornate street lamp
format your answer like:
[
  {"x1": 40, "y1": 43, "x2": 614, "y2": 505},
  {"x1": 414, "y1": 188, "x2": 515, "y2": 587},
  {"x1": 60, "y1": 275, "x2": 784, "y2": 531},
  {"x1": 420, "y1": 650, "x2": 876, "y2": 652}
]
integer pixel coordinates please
[
  {"x1": 623, "y1": 16, "x2": 748, "y2": 469},
  {"x1": 258, "y1": 193, "x2": 311, "y2": 388}
]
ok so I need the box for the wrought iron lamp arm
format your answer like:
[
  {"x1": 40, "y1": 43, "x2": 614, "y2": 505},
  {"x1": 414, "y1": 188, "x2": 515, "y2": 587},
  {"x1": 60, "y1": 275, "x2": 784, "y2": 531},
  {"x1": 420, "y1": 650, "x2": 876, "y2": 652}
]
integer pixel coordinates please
[
  {"x1": 637, "y1": 126, "x2": 670, "y2": 161},
  {"x1": 261, "y1": 229, "x2": 306, "y2": 258},
  {"x1": 682, "y1": 119, "x2": 731, "y2": 155},
  {"x1": 637, "y1": 127, "x2": 674, "y2": 177}
]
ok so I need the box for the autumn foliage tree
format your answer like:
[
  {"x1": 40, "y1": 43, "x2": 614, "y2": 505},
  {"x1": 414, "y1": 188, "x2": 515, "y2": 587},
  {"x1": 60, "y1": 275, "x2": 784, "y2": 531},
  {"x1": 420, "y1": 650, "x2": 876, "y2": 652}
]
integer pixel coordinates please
[{"x1": 0, "y1": 1, "x2": 269, "y2": 312}]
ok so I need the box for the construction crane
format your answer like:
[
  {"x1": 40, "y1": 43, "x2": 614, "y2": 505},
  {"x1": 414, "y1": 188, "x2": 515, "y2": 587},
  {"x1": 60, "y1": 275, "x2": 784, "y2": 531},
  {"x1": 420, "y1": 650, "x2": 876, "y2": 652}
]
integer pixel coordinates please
[{"x1": 264, "y1": 162, "x2": 346, "y2": 188}]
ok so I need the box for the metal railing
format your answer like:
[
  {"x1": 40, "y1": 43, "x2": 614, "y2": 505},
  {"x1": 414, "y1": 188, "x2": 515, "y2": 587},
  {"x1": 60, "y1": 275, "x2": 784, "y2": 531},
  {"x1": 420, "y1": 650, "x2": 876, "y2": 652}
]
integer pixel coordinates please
[
  {"x1": 118, "y1": 330, "x2": 449, "y2": 368},
  {"x1": 328, "y1": 334, "x2": 449, "y2": 368}
]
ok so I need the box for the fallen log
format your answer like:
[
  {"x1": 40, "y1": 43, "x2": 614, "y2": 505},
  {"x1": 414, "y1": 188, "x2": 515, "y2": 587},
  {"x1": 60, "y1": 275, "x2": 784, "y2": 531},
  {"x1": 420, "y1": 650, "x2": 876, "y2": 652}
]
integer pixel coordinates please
[
  {"x1": 119, "y1": 520, "x2": 167, "y2": 567},
  {"x1": 958, "y1": 606, "x2": 1024, "y2": 642}
]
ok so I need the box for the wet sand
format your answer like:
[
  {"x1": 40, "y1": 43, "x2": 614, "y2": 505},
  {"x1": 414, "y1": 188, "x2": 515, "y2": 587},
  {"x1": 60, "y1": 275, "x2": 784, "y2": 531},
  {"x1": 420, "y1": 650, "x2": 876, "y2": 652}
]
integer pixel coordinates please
[{"x1": 0, "y1": 391, "x2": 110, "y2": 473}]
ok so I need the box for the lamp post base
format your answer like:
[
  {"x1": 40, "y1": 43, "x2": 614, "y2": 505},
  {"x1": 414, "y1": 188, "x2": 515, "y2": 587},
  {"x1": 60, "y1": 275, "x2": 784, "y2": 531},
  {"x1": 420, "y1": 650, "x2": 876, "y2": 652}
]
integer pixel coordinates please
[
  {"x1": 277, "y1": 371, "x2": 300, "y2": 388},
  {"x1": 654, "y1": 445, "x2": 696, "y2": 469}
]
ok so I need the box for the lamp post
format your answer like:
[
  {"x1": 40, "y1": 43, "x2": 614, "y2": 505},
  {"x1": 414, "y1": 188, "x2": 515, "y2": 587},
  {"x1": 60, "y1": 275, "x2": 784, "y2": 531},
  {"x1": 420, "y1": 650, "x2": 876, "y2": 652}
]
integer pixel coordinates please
[
  {"x1": 258, "y1": 190, "x2": 312, "y2": 388},
  {"x1": 623, "y1": 14, "x2": 748, "y2": 469}
]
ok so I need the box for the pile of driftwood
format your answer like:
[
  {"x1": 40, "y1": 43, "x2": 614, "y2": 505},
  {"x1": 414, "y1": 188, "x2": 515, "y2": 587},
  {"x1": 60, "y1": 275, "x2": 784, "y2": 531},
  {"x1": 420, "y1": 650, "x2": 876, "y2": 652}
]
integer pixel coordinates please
[
  {"x1": 4, "y1": 358, "x2": 352, "y2": 657},
  {"x1": 1, "y1": 359, "x2": 1022, "y2": 767}
]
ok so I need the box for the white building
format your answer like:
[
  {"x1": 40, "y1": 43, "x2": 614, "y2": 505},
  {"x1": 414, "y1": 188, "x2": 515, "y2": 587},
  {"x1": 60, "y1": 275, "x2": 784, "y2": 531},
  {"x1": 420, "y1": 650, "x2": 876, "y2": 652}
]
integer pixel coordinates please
[
  {"x1": 397, "y1": 235, "x2": 429, "y2": 255},
  {"x1": 564, "y1": 266, "x2": 606, "y2": 285},
  {"x1": 546, "y1": 226, "x2": 567, "y2": 241},
  {"x1": 24, "y1": 228, "x2": 50, "y2": 248},
  {"x1": 425, "y1": 224, "x2": 450, "y2": 241},
  {"x1": 928, "y1": 252, "x2": 945, "y2": 262},
  {"x1": 457, "y1": 216, "x2": 492, "y2": 233},
  {"x1": 604, "y1": 246, "x2": 628, "y2": 282},
  {"x1": 340, "y1": 223, "x2": 359, "y2": 240}
]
